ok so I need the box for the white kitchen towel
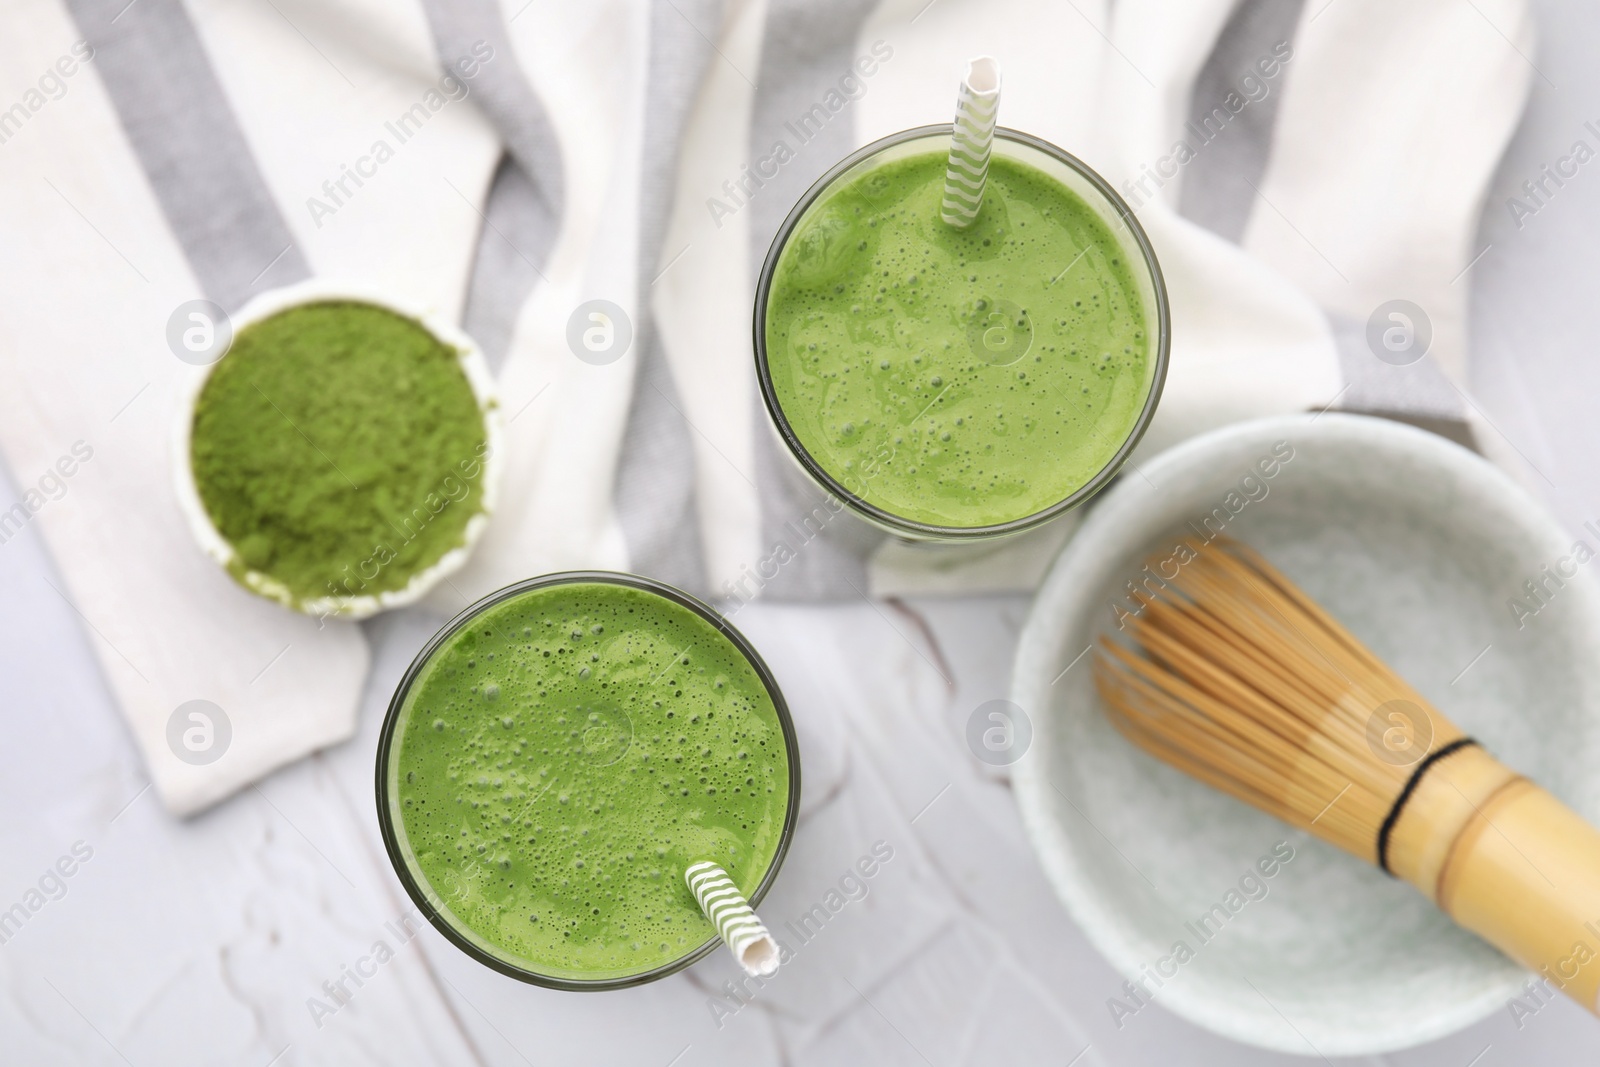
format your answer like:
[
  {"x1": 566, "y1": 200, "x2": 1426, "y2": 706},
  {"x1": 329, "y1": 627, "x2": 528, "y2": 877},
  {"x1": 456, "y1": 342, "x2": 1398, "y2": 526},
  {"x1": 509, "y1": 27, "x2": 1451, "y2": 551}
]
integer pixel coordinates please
[{"x1": 0, "y1": 0, "x2": 1532, "y2": 812}]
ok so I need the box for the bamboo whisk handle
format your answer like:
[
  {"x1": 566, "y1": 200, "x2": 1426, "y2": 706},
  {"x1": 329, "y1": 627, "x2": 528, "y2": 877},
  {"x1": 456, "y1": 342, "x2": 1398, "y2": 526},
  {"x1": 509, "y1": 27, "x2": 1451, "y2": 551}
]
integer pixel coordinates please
[
  {"x1": 1429, "y1": 776, "x2": 1600, "y2": 1014},
  {"x1": 1386, "y1": 744, "x2": 1600, "y2": 1013}
]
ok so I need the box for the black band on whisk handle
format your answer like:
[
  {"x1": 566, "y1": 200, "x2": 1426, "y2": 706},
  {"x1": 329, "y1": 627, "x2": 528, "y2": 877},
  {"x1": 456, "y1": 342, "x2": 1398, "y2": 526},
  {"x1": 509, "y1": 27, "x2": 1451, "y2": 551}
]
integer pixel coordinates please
[{"x1": 1376, "y1": 737, "x2": 1479, "y2": 876}]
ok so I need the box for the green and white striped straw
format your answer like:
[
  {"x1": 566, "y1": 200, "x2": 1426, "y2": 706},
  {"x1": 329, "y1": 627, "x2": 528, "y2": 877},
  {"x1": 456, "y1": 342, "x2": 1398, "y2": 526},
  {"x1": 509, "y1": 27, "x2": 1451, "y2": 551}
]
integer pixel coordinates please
[
  {"x1": 686, "y1": 860, "x2": 780, "y2": 977},
  {"x1": 940, "y1": 56, "x2": 1002, "y2": 229}
]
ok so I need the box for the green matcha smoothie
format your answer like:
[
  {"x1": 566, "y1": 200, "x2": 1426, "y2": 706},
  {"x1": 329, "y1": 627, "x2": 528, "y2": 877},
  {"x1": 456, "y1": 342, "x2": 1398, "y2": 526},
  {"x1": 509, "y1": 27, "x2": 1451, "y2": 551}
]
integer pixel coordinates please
[
  {"x1": 380, "y1": 575, "x2": 796, "y2": 986},
  {"x1": 761, "y1": 136, "x2": 1161, "y2": 532}
]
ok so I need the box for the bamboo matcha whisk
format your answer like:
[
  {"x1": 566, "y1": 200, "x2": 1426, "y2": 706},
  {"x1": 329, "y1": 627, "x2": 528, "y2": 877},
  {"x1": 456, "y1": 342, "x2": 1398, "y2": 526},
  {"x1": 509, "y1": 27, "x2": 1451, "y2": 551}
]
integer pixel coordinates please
[{"x1": 1094, "y1": 538, "x2": 1600, "y2": 1015}]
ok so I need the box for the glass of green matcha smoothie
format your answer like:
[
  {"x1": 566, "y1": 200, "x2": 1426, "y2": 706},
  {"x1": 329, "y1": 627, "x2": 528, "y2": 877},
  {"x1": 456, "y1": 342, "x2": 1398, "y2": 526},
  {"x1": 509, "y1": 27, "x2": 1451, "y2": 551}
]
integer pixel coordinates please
[
  {"x1": 375, "y1": 572, "x2": 801, "y2": 990},
  {"x1": 756, "y1": 125, "x2": 1169, "y2": 540}
]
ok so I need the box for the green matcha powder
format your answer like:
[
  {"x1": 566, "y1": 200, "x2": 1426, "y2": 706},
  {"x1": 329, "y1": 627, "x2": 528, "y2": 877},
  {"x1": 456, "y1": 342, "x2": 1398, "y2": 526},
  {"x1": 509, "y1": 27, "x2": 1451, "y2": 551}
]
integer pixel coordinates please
[{"x1": 190, "y1": 301, "x2": 490, "y2": 608}]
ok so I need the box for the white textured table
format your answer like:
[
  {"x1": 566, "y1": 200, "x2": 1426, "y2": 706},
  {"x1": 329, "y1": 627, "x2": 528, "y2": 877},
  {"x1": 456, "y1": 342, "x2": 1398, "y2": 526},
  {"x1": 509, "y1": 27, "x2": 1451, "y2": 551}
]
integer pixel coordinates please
[{"x1": 3, "y1": 2, "x2": 1598, "y2": 1064}]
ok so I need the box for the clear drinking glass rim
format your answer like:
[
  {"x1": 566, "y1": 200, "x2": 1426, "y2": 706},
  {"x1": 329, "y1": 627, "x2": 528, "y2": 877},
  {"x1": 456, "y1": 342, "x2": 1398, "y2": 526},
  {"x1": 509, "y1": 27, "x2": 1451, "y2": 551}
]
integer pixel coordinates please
[
  {"x1": 752, "y1": 123, "x2": 1172, "y2": 541},
  {"x1": 373, "y1": 570, "x2": 804, "y2": 991}
]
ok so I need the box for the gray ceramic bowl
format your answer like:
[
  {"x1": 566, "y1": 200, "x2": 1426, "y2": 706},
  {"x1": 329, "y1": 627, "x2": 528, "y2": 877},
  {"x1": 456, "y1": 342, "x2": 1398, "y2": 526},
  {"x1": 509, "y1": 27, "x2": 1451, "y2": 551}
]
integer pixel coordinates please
[{"x1": 1012, "y1": 413, "x2": 1600, "y2": 1055}]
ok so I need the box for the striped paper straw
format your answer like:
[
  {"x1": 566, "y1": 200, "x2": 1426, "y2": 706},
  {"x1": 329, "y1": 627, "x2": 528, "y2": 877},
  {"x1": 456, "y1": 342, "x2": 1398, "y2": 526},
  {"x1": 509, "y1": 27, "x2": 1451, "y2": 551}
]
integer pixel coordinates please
[
  {"x1": 940, "y1": 56, "x2": 1002, "y2": 229},
  {"x1": 685, "y1": 860, "x2": 780, "y2": 977}
]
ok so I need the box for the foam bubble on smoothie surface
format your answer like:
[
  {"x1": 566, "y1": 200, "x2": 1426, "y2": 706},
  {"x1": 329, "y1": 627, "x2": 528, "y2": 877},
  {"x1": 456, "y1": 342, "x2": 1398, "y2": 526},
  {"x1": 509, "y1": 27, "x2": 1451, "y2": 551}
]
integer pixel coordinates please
[
  {"x1": 765, "y1": 150, "x2": 1152, "y2": 528},
  {"x1": 392, "y1": 582, "x2": 790, "y2": 982}
]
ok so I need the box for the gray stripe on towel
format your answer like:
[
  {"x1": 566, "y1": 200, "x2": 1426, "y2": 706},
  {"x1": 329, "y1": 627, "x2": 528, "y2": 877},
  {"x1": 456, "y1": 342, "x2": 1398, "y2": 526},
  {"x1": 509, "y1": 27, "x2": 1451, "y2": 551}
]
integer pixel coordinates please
[
  {"x1": 421, "y1": 0, "x2": 565, "y2": 372},
  {"x1": 457, "y1": 156, "x2": 548, "y2": 372},
  {"x1": 609, "y1": 0, "x2": 727, "y2": 595},
  {"x1": 1326, "y1": 313, "x2": 1474, "y2": 448},
  {"x1": 64, "y1": 0, "x2": 310, "y2": 310},
  {"x1": 1176, "y1": 0, "x2": 1307, "y2": 244},
  {"x1": 746, "y1": 0, "x2": 884, "y2": 601}
]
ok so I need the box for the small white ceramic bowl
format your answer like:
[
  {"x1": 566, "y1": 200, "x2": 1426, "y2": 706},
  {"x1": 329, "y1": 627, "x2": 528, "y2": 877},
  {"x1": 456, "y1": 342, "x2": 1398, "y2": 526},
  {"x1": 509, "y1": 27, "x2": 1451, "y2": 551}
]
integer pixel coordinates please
[
  {"x1": 1012, "y1": 413, "x2": 1600, "y2": 1055},
  {"x1": 173, "y1": 280, "x2": 503, "y2": 620}
]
